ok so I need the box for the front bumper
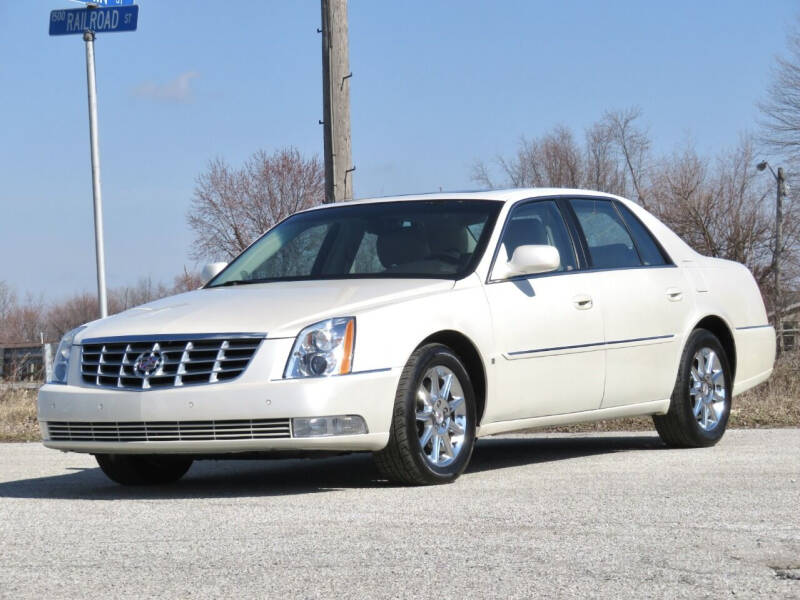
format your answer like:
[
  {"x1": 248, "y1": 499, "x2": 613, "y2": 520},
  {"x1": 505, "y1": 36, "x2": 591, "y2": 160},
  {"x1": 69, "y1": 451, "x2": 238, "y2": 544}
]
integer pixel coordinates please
[{"x1": 38, "y1": 363, "x2": 399, "y2": 454}]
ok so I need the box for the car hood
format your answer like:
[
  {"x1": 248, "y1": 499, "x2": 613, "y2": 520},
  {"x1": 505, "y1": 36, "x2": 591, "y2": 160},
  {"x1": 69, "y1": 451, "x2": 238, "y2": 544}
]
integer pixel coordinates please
[{"x1": 76, "y1": 279, "x2": 455, "y2": 341}]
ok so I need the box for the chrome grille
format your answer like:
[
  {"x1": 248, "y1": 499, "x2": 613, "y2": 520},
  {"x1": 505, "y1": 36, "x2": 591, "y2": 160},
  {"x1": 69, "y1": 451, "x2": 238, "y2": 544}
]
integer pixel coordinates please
[
  {"x1": 80, "y1": 335, "x2": 263, "y2": 390},
  {"x1": 46, "y1": 419, "x2": 292, "y2": 442}
]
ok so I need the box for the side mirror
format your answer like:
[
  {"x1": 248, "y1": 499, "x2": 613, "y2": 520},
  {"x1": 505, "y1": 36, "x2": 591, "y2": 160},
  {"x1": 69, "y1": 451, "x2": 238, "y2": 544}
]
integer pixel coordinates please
[
  {"x1": 201, "y1": 262, "x2": 228, "y2": 282},
  {"x1": 493, "y1": 245, "x2": 560, "y2": 280}
]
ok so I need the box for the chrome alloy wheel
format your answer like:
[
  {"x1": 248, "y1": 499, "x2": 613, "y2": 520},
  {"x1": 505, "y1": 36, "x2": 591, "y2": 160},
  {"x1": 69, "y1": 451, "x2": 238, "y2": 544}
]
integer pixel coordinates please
[
  {"x1": 416, "y1": 366, "x2": 468, "y2": 467},
  {"x1": 690, "y1": 347, "x2": 727, "y2": 431}
]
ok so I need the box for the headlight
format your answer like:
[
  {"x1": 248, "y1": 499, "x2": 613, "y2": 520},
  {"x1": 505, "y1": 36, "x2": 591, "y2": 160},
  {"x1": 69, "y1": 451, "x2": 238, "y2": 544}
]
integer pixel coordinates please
[
  {"x1": 284, "y1": 317, "x2": 355, "y2": 378},
  {"x1": 49, "y1": 325, "x2": 87, "y2": 384}
]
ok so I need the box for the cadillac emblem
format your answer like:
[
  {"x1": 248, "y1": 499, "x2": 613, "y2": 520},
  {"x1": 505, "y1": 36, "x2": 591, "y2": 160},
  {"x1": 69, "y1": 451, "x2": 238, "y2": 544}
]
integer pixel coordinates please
[{"x1": 133, "y1": 350, "x2": 163, "y2": 377}]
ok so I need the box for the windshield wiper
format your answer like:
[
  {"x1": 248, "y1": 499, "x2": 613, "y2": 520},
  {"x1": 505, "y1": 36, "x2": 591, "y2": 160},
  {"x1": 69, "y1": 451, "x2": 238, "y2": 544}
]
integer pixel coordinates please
[{"x1": 209, "y1": 280, "x2": 262, "y2": 288}]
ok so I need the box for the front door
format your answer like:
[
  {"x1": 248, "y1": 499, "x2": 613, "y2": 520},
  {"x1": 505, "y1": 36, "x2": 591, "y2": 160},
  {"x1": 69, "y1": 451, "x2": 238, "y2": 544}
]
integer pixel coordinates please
[{"x1": 482, "y1": 199, "x2": 606, "y2": 423}]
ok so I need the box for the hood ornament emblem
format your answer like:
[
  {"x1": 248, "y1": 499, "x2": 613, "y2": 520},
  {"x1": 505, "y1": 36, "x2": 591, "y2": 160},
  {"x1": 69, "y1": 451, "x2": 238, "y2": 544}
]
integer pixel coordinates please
[{"x1": 133, "y1": 350, "x2": 163, "y2": 377}]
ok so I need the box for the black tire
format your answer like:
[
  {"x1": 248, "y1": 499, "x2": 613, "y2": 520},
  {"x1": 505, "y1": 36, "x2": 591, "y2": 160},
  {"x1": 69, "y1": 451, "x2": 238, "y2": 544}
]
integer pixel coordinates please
[
  {"x1": 374, "y1": 343, "x2": 477, "y2": 485},
  {"x1": 95, "y1": 454, "x2": 193, "y2": 486},
  {"x1": 653, "y1": 328, "x2": 733, "y2": 448}
]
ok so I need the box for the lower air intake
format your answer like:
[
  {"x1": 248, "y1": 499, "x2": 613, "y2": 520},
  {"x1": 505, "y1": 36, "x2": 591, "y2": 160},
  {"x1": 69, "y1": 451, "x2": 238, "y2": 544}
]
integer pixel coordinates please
[{"x1": 46, "y1": 419, "x2": 292, "y2": 442}]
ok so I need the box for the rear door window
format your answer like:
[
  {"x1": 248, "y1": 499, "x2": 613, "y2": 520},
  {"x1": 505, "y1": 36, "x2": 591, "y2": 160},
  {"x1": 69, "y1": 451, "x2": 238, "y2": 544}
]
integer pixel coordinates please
[
  {"x1": 570, "y1": 199, "x2": 642, "y2": 269},
  {"x1": 615, "y1": 203, "x2": 669, "y2": 266}
]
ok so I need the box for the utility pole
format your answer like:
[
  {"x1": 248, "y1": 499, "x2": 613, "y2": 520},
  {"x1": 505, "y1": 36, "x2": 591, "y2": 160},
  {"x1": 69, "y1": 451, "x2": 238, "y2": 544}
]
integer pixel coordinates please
[
  {"x1": 775, "y1": 167, "x2": 785, "y2": 356},
  {"x1": 320, "y1": 0, "x2": 353, "y2": 202},
  {"x1": 757, "y1": 160, "x2": 786, "y2": 356}
]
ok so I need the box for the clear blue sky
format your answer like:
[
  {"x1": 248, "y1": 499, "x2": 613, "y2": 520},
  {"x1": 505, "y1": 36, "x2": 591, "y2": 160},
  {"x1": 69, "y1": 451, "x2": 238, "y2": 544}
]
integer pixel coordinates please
[{"x1": 0, "y1": 0, "x2": 795, "y2": 300}]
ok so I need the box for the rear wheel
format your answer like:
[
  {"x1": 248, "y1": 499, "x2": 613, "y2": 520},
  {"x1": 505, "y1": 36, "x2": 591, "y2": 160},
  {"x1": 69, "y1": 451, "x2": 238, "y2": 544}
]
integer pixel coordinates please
[
  {"x1": 374, "y1": 343, "x2": 476, "y2": 485},
  {"x1": 653, "y1": 329, "x2": 732, "y2": 448},
  {"x1": 95, "y1": 454, "x2": 193, "y2": 486}
]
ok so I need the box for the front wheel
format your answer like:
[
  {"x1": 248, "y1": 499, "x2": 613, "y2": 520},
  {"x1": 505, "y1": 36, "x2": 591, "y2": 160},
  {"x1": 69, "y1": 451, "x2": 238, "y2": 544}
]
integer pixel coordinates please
[
  {"x1": 374, "y1": 344, "x2": 476, "y2": 485},
  {"x1": 95, "y1": 454, "x2": 193, "y2": 486},
  {"x1": 653, "y1": 328, "x2": 732, "y2": 448}
]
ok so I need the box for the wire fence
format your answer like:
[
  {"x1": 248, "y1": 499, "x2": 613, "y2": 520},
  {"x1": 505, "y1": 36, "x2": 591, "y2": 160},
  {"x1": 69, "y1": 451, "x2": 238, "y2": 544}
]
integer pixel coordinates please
[{"x1": 0, "y1": 344, "x2": 53, "y2": 385}]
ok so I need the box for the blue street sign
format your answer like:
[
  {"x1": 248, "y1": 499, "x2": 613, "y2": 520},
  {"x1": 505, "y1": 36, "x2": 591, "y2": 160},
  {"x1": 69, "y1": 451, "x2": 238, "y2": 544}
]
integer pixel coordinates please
[
  {"x1": 70, "y1": 0, "x2": 135, "y2": 6},
  {"x1": 49, "y1": 5, "x2": 138, "y2": 36},
  {"x1": 72, "y1": 0, "x2": 134, "y2": 6}
]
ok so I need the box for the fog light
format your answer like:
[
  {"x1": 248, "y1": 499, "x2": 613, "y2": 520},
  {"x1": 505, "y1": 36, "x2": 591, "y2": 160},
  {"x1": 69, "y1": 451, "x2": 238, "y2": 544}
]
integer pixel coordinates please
[{"x1": 292, "y1": 415, "x2": 368, "y2": 438}]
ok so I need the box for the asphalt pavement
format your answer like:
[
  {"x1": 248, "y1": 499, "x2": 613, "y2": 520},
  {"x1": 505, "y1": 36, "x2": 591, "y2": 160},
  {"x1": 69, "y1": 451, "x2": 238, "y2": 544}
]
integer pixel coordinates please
[{"x1": 0, "y1": 429, "x2": 798, "y2": 599}]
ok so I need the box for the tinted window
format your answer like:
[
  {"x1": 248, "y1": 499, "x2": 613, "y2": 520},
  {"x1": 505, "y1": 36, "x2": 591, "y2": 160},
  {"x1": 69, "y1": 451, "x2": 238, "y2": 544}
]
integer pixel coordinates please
[
  {"x1": 570, "y1": 199, "x2": 641, "y2": 269},
  {"x1": 208, "y1": 200, "x2": 502, "y2": 285},
  {"x1": 498, "y1": 201, "x2": 577, "y2": 273},
  {"x1": 616, "y1": 203, "x2": 668, "y2": 266}
]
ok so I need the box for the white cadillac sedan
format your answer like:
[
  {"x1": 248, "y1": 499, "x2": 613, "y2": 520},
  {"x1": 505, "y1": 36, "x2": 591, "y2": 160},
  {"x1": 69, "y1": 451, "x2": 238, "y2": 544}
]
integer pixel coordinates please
[{"x1": 38, "y1": 189, "x2": 775, "y2": 486}]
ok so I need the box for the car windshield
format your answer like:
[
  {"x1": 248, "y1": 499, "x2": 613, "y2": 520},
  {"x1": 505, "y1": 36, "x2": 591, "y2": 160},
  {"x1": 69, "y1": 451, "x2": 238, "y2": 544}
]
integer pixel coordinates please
[{"x1": 207, "y1": 200, "x2": 502, "y2": 286}]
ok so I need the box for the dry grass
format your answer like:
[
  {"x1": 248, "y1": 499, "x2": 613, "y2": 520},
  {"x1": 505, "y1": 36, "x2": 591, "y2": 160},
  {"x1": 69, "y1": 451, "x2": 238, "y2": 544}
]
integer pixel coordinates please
[
  {"x1": 0, "y1": 353, "x2": 798, "y2": 442},
  {"x1": 730, "y1": 351, "x2": 800, "y2": 428},
  {"x1": 0, "y1": 388, "x2": 40, "y2": 442}
]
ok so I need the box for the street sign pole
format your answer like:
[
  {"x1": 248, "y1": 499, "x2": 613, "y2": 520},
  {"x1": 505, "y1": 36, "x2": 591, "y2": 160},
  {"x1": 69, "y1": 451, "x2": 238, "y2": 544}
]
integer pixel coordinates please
[
  {"x1": 50, "y1": 3, "x2": 138, "y2": 319},
  {"x1": 83, "y1": 30, "x2": 108, "y2": 318}
]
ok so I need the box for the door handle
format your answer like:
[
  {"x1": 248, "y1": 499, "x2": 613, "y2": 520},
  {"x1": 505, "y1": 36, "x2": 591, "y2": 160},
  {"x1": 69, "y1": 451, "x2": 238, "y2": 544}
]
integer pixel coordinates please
[
  {"x1": 573, "y1": 294, "x2": 593, "y2": 310},
  {"x1": 666, "y1": 288, "x2": 683, "y2": 302}
]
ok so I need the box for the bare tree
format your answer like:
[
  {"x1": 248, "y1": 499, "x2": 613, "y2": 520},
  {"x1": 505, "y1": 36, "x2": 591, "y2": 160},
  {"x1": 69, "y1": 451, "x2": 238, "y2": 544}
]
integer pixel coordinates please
[
  {"x1": 0, "y1": 281, "x2": 15, "y2": 326},
  {"x1": 759, "y1": 23, "x2": 800, "y2": 161},
  {"x1": 0, "y1": 293, "x2": 48, "y2": 345},
  {"x1": 0, "y1": 270, "x2": 205, "y2": 345},
  {"x1": 650, "y1": 143, "x2": 716, "y2": 254},
  {"x1": 188, "y1": 147, "x2": 324, "y2": 261},
  {"x1": 172, "y1": 268, "x2": 204, "y2": 294},
  {"x1": 470, "y1": 110, "x2": 799, "y2": 304},
  {"x1": 474, "y1": 126, "x2": 585, "y2": 189},
  {"x1": 713, "y1": 138, "x2": 774, "y2": 270},
  {"x1": 602, "y1": 107, "x2": 651, "y2": 206},
  {"x1": 469, "y1": 159, "x2": 496, "y2": 189},
  {"x1": 109, "y1": 277, "x2": 171, "y2": 313},
  {"x1": 47, "y1": 293, "x2": 99, "y2": 340},
  {"x1": 584, "y1": 121, "x2": 626, "y2": 195},
  {"x1": 649, "y1": 136, "x2": 789, "y2": 295},
  {"x1": 471, "y1": 107, "x2": 649, "y2": 198},
  {"x1": 539, "y1": 126, "x2": 583, "y2": 187}
]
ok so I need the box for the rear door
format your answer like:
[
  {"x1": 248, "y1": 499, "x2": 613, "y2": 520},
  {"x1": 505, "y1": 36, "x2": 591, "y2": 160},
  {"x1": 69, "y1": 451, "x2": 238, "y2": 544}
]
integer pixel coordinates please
[{"x1": 567, "y1": 198, "x2": 691, "y2": 408}]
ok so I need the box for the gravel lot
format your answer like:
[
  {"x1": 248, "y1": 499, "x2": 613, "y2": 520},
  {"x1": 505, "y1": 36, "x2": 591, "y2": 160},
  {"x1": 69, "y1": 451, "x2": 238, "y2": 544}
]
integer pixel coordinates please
[{"x1": 0, "y1": 429, "x2": 798, "y2": 599}]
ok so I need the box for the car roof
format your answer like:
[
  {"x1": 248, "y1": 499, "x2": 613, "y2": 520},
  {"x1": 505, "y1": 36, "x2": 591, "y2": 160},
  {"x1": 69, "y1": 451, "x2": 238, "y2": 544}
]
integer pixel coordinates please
[
  {"x1": 295, "y1": 188, "x2": 698, "y2": 262},
  {"x1": 300, "y1": 188, "x2": 623, "y2": 212},
  {"x1": 287, "y1": 187, "x2": 700, "y2": 263}
]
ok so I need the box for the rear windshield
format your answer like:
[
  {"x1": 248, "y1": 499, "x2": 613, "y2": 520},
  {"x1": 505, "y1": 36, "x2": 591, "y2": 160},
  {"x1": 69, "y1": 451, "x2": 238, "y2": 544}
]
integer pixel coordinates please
[{"x1": 207, "y1": 200, "x2": 502, "y2": 286}]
